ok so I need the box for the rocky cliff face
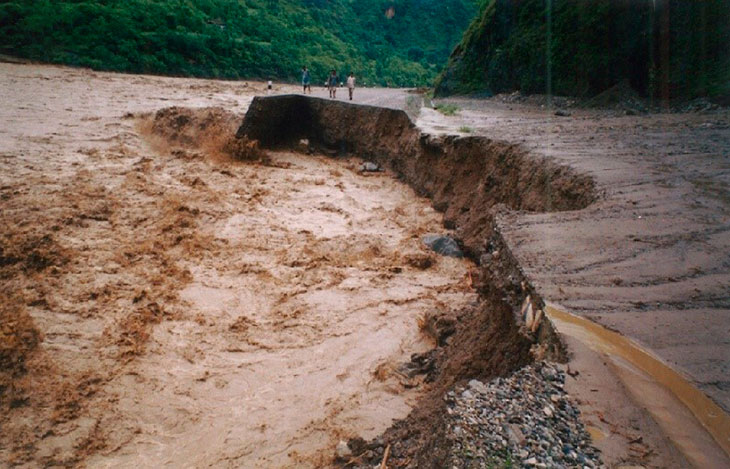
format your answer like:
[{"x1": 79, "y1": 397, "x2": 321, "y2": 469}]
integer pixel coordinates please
[{"x1": 434, "y1": 0, "x2": 730, "y2": 102}]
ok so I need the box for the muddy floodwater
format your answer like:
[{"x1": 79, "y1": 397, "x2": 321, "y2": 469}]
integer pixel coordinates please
[
  {"x1": 0, "y1": 63, "x2": 474, "y2": 467},
  {"x1": 88, "y1": 151, "x2": 476, "y2": 468}
]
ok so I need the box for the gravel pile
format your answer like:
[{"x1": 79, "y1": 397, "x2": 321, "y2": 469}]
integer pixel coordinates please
[{"x1": 445, "y1": 363, "x2": 603, "y2": 469}]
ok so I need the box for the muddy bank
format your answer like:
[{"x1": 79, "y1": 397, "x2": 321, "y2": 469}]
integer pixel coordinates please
[{"x1": 236, "y1": 95, "x2": 598, "y2": 466}]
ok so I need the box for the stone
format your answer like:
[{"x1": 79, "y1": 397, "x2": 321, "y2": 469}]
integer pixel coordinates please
[
  {"x1": 520, "y1": 295, "x2": 532, "y2": 319},
  {"x1": 335, "y1": 440, "x2": 352, "y2": 460},
  {"x1": 422, "y1": 234, "x2": 464, "y2": 258},
  {"x1": 468, "y1": 379, "x2": 485, "y2": 392},
  {"x1": 531, "y1": 308, "x2": 544, "y2": 332},
  {"x1": 507, "y1": 423, "x2": 527, "y2": 446},
  {"x1": 541, "y1": 366, "x2": 558, "y2": 381},
  {"x1": 525, "y1": 303, "x2": 535, "y2": 329},
  {"x1": 361, "y1": 161, "x2": 381, "y2": 172},
  {"x1": 347, "y1": 436, "x2": 368, "y2": 455}
]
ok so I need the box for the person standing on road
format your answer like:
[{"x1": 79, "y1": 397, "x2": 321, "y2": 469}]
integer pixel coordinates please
[
  {"x1": 346, "y1": 73, "x2": 356, "y2": 101},
  {"x1": 301, "y1": 66, "x2": 311, "y2": 94},
  {"x1": 327, "y1": 69, "x2": 338, "y2": 99}
]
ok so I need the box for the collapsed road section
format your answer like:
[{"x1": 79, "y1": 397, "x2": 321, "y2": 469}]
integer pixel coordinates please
[
  {"x1": 234, "y1": 95, "x2": 602, "y2": 467},
  {"x1": 238, "y1": 95, "x2": 596, "y2": 258},
  {"x1": 235, "y1": 95, "x2": 730, "y2": 468}
]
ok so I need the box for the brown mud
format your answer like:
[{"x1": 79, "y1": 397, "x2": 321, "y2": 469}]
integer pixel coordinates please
[{"x1": 428, "y1": 93, "x2": 730, "y2": 467}]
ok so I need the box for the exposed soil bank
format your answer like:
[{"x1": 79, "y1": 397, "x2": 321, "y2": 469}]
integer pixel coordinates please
[{"x1": 236, "y1": 95, "x2": 599, "y2": 466}]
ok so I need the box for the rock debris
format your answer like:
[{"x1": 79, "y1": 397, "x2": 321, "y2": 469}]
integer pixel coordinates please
[{"x1": 444, "y1": 363, "x2": 603, "y2": 469}]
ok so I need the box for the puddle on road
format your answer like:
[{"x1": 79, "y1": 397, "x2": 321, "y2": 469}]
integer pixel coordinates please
[
  {"x1": 585, "y1": 425, "x2": 606, "y2": 443},
  {"x1": 546, "y1": 305, "x2": 730, "y2": 467}
]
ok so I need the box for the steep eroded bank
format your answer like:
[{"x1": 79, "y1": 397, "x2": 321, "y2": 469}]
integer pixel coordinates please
[{"x1": 239, "y1": 95, "x2": 595, "y2": 258}]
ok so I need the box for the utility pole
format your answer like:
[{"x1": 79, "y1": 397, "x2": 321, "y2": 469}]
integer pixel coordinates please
[
  {"x1": 546, "y1": 0, "x2": 553, "y2": 109},
  {"x1": 659, "y1": 0, "x2": 670, "y2": 108}
]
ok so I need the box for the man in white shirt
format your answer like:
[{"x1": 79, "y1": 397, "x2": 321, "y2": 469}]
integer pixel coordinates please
[{"x1": 346, "y1": 73, "x2": 356, "y2": 101}]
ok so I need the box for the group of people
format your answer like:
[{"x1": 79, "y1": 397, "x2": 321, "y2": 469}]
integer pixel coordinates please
[{"x1": 301, "y1": 67, "x2": 356, "y2": 100}]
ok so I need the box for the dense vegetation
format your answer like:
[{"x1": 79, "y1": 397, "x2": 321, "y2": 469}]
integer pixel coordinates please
[
  {"x1": 435, "y1": 0, "x2": 730, "y2": 102},
  {"x1": 0, "y1": 0, "x2": 477, "y2": 86}
]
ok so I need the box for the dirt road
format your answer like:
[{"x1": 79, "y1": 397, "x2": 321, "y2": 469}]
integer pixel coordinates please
[
  {"x1": 422, "y1": 96, "x2": 730, "y2": 414},
  {"x1": 420, "y1": 96, "x2": 730, "y2": 466}
]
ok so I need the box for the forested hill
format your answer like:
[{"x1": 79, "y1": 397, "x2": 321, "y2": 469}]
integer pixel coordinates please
[
  {"x1": 434, "y1": 0, "x2": 730, "y2": 102},
  {"x1": 0, "y1": 0, "x2": 477, "y2": 87}
]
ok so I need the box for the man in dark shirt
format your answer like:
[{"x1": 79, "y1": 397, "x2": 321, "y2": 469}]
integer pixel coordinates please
[{"x1": 327, "y1": 69, "x2": 338, "y2": 99}]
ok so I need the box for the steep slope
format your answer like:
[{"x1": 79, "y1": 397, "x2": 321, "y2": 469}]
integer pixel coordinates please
[
  {"x1": 434, "y1": 0, "x2": 730, "y2": 102},
  {"x1": 0, "y1": 0, "x2": 476, "y2": 87}
]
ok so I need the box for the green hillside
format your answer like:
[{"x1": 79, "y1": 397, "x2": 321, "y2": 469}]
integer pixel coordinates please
[
  {"x1": 434, "y1": 0, "x2": 730, "y2": 101},
  {"x1": 0, "y1": 0, "x2": 477, "y2": 86}
]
